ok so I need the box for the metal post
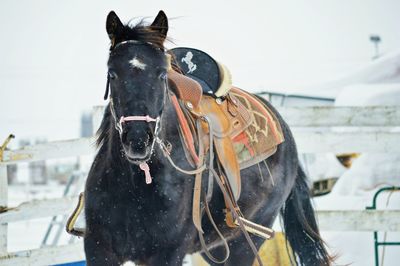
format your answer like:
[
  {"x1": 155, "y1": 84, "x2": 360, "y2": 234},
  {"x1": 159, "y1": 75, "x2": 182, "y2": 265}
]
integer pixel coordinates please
[
  {"x1": 366, "y1": 186, "x2": 400, "y2": 266},
  {"x1": 373, "y1": 231, "x2": 379, "y2": 266},
  {"x1": 0, "y1": 165, "x2": 8, "y2": 255},
  {"x1": 369, "y1": 35, "x2": 381, "y2": 60}
]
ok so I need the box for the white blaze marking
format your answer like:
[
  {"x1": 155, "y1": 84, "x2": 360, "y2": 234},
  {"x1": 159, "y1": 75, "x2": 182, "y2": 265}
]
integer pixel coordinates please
[{"x1": 129, "y1": 57, "x2": 147, "y2": 70}]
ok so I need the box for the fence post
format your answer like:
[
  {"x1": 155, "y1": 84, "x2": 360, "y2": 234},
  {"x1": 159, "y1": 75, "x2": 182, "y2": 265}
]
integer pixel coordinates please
[{"x1": 0, "y1": 165, "x2": 8, "y2": 255}]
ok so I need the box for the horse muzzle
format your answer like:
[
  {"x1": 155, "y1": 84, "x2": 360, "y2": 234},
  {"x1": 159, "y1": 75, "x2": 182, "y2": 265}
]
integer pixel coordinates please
[{"x1": 117, "y1": 115, "x2": 160, "y2": 163}]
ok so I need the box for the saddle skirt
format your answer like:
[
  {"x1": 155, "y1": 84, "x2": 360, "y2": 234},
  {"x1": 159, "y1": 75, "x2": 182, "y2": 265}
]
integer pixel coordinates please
[{"x1": 230, "y1": 88, "x2": 285, "y2": 169}]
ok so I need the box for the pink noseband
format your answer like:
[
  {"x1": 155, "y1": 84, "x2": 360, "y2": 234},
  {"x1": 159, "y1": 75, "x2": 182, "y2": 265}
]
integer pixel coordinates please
[{"x1": 119, "y1": 115, "x2": 157, "y2": 124}]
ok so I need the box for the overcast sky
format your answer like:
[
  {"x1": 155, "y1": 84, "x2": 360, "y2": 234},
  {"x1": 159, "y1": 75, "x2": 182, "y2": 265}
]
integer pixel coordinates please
[{"x1": 1, "y1": 0, "x2": 399, "y2": 142}]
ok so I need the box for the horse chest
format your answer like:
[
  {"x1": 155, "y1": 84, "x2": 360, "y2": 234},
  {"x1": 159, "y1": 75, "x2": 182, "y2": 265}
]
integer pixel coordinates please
[{"x1": 107, "y1": 190, "x2": 187, "y2": 245}]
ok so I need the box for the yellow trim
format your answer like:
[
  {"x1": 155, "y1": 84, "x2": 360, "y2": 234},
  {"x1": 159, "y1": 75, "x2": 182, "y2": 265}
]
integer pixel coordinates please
[
  {"x1": 0, "y1": 134, "x2": 15, "y2": 162},
  {"x1": 67, "y1": 193, "x2": 84, "y2": 232}
]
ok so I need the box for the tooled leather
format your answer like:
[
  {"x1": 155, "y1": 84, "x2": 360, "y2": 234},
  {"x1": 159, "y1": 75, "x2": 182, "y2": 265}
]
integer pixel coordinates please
[{"x1": 168, "y1": 70, "x2": 202, "y2": 109}]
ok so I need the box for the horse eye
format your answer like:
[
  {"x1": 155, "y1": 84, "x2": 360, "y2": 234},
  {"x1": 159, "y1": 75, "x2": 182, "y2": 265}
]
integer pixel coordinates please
[{"x1": 108, "y1": 71, "x2": 117, "y2": 79}]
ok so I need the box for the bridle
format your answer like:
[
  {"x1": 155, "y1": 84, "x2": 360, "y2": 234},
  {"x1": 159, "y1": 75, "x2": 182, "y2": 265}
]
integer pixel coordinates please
[{"x1": 105, "y1": 40, "x2": 169, "y2": 184}]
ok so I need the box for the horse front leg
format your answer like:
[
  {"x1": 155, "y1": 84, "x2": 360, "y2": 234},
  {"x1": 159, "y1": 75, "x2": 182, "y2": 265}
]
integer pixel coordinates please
[{"x1": 84, "y1": 230, "x2": 122, "y2": 266}]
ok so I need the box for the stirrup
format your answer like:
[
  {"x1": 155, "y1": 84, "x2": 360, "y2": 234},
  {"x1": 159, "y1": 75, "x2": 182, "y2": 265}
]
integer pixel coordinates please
[{"x1": 235, "y1": 216, "x2": 275, "y2": 240}]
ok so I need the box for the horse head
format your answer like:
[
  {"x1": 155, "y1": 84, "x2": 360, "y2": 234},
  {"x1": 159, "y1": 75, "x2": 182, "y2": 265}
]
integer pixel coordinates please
[{"x1": 105, "y1": 11, "x2": 169, "y2": 164}]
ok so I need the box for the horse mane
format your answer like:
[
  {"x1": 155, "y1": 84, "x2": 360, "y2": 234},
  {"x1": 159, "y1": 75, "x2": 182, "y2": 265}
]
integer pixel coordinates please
[
  {"x1": 110, "y1": 19, "x2": 167, "y2": 50},
  {"x1": 96, "y1": 105, "x2": 113, "y2": 148}
]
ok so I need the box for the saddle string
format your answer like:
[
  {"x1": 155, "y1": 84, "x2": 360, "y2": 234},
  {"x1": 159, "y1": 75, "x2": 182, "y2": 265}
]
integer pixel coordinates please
[
  {"x1": 263, "y1": 160, "x2": 275, "y2": 187},
  {"x1": 257, "y1": 163, "x2": 265, "y2": 182}
]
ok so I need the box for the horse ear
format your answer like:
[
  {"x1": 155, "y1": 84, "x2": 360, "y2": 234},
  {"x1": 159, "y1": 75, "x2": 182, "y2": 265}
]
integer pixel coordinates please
[
  {"x1": 151, "y1": 10, "x2": 168, "y2": 38},
  {"x1": 106, "y1": 11, "x2": 124, "y2": 43}
]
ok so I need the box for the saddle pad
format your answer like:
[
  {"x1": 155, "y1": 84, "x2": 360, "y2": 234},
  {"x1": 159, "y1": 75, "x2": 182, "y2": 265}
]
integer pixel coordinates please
[{"x1": 230, "y1": 88, "x2": 285, "y2": 169}]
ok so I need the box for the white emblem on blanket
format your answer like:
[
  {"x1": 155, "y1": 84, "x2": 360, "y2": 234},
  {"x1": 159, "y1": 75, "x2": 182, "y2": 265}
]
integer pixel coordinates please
[{"x1": 181, "y1": 52, "x2": 197, "y2": 73}]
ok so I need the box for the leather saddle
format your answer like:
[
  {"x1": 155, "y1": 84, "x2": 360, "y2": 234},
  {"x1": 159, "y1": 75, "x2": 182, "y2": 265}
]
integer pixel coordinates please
[{"x1": 167, "y1": 47, "x2": 285, "y2": 243}]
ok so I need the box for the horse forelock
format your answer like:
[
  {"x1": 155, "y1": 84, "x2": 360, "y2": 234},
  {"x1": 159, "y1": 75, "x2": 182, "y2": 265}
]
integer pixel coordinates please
[{"x1": 110, "y1": 19, "x2": 168, "y2": 51}]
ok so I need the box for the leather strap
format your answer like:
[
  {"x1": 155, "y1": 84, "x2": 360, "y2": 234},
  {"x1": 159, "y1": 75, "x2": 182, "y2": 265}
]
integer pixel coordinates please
[
  {"x1": 170, "y1": 94, "x2": 200, "y2": 165},
  {"x1": 192, "y1": 120, "x2": 205, "y2": 234},
  {"x1": 198, "y1": 193, "x2": 230, "y2": 264},
  {"x1": 192, "y1": 118, "x2": 231, "y2": 264}
]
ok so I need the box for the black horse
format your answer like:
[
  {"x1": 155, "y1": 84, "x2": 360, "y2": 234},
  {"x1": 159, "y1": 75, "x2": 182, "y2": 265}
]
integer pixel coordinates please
[{"x1": 84, "y1": 10, "x2": 333, "y2": 266}]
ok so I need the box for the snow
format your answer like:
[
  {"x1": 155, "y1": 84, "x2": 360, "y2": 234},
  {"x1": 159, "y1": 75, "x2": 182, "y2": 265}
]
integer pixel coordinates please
[
  {"x1": 332, "y1": 154, "x2": 400, "y2": 196},
  {"x1": 336, "y1": 83, "x2": 400, "y2": 107},
  {"x1": 293, "y1": 50, "x2": 400, "y2": 98},
  {"x1": 308, "y1": 60, "x2": 400, "y2": 266},
  {"x1": 314, "y1": 189, "x2": 400, "y2": 266},
  {"x1": 302, "y1": 153, "x2": 347, "y2": 182},
  {"x1": 2, "y1": 1, "x2": 400, "y2": 265}
]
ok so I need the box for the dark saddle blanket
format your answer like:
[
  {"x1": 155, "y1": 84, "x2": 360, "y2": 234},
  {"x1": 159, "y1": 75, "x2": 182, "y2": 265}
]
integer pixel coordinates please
[{"x1": 170, "y1": 47, "x2": 230, "y2": 97}]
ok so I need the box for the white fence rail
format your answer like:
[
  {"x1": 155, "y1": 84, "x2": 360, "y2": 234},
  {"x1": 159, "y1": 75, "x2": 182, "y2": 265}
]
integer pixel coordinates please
[
  {"x1": 1, "y1": 106, "x2": 399, "y2": 167},
  {"x1": 1, "y1": 198, "x2": 398, "y2": 231},
  {"x1": 279, "y1": 106, "x2": 400, "y2": 127},
  {"x1": 0, "y1": 106, "x2": 399, "y2": 265},
  {"x1": 0, "y1": 196, "x2": 78, "y2": 224}
]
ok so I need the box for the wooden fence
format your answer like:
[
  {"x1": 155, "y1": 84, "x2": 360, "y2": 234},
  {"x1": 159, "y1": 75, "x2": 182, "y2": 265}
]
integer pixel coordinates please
[{"x1": 0, "y1": 106, "x2": 399, "y2": 265}]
